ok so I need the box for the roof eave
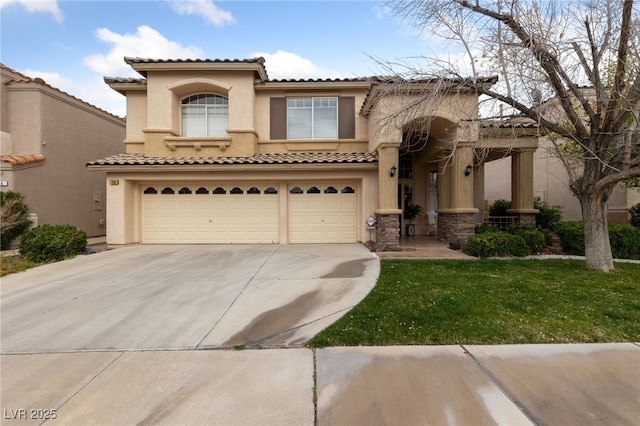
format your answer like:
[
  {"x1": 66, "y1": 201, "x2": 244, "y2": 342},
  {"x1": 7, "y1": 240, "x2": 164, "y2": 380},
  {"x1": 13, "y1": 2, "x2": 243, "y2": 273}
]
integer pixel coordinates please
[{"x1": 124, "y1": 58, "x2": 268, "y2": 80}]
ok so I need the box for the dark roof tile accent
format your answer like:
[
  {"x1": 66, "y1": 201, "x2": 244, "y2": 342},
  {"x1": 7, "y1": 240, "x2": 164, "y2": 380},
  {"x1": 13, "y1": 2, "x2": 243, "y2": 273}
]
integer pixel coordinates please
[
  {"x1": 88, "y1": 152, "x2": 378, "y2": 167},
  {"x1": 104, "y1": 77, "x2": 147, "y2": 85},
  {"x1": 124, "y1": 57, "x2": 266, "y2": 65}
]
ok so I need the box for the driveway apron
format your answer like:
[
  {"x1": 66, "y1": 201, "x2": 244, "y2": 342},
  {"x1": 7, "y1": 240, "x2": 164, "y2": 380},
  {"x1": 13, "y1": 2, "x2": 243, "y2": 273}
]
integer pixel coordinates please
[{"x1": 0, "y1": 244, "x2": 379, "y2": 353}]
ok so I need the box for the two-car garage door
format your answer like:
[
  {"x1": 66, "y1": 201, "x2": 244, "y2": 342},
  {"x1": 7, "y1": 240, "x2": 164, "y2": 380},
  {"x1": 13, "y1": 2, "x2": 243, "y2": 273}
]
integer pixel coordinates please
[{"x1": 141, "y1": 183, "x2": 357, "y2": 244}]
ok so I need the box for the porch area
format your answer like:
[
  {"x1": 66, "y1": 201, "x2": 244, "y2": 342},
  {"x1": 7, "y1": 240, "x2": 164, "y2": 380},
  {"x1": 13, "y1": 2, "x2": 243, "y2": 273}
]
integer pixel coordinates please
[{"x1": 375, "y1": 235, "x2": 475, "y2": 260}]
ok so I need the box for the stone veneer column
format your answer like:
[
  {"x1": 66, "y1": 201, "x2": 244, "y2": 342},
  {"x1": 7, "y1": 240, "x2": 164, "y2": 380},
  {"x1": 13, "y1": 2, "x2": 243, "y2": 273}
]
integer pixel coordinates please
[{"x1": 375, "y1": 143, "x2": 401, "y2": 249}]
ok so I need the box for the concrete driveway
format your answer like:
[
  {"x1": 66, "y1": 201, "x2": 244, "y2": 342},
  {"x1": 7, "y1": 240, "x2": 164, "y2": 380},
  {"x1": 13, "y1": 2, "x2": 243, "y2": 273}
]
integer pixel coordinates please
[{"x1": 1, "y1": 244, "x2": 379, "y2": 353}]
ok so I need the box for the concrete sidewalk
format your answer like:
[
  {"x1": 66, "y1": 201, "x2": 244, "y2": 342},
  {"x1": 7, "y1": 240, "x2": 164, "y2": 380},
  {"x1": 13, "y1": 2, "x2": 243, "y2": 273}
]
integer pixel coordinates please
[{"x1": 2, "y1": 343, "x2": 638, "y2": 425}]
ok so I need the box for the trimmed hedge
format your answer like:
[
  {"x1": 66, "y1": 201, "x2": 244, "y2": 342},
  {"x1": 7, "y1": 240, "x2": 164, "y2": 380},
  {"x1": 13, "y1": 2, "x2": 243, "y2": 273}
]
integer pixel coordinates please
[
  {"x1": 509, "y1": 226, "x2": 546, "y2": 254},
  {"x1": 556, "y1": 221, "x2": 640, "y2": 259},
  {"x1": 465, "y1": 233, "x2": 530, "y2": 258},
  {"x1": 19, "y1": 224, "x2": 87, "y2": 263}
]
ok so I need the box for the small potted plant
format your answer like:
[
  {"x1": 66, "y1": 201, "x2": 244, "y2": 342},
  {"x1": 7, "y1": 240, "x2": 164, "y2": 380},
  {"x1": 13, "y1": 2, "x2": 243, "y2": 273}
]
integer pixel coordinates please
[{"x1": 404, "y1": 203, "x2": 424, "y2": 236}]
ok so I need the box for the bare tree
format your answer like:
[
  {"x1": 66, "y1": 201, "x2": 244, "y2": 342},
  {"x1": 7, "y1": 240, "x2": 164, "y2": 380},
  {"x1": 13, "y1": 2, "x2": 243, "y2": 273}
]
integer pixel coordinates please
[{"x1": 387, "y1": 0, "x2": 640, "y2": 271}]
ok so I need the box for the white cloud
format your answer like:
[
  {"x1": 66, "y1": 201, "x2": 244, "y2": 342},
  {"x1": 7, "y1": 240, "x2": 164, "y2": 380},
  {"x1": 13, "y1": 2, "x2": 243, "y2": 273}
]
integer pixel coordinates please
[
  {"x1": 166, "y1": 0, "x2": 235, "y2": 27},
  {"x1": 251, "y1": 50, "x2": 343, "y2": 80},
  {"x1": 75, "y1": 75, "x2": 128, "y2": 117},
  {"x1": 83, "y1": 25, "x2": 204, "y2": 76},
  {"x1": 0, "y1": 0, "x2": 64, "y2": 22},
  {"x1": 19, "y1": 69, "x2": 72, "y2": 90}
]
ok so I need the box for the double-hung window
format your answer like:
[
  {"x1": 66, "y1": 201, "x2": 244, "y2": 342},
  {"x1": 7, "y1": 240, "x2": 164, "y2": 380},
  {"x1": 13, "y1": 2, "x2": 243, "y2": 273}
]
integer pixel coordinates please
[
  {"x1": 287, "y1": 97, "x2": 337, "y2": 139},
  {"x1": 181, "y1": 94, "x2": 228, "y2": 137}
]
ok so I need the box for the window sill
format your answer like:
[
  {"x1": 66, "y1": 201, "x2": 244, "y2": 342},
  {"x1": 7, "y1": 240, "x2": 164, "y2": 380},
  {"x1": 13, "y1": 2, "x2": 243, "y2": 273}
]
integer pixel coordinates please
[{"x1": 164, "y1": 137, "x2": 231, "y2": 152}]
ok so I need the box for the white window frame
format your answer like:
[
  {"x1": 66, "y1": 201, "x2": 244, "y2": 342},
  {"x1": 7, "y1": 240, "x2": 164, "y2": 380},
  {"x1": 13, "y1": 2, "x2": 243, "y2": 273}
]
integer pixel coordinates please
[
  {"x1": 287, "y1": 96, "x2": 338, "y2": 139},
  {"x1": 181, "y1": 93, "x2": 228, "y2": 137}
]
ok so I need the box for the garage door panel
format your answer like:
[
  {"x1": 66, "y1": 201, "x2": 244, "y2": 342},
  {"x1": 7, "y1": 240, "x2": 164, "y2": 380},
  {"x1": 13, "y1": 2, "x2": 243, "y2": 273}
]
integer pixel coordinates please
[
  {"x1": 142, "y1": 184, "x2": 279, "y2": 244},
  {"x1": 288, "y1": 183, "x2": 357, "y2": 243}
]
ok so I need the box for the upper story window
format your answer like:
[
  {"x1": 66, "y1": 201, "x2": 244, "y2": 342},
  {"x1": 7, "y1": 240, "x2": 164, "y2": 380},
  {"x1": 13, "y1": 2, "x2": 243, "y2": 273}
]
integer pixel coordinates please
[
  {"x1": 181, "y1": 94, "x2": 228, "y2": 137},
  {"x1": 287, "y1": 97, "x2": 338, "y2": 139}
]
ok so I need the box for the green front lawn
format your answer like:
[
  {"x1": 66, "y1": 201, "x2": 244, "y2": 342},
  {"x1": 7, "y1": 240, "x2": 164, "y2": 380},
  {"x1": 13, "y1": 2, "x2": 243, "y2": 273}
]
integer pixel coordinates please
[{"x1": 310, "y1": 259, "x2": 640, "y2": 346}]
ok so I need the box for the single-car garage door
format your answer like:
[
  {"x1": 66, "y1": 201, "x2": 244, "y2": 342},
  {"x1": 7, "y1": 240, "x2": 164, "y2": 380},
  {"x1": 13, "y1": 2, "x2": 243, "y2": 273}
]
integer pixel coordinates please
[
  {"x1": 288, "y1": 184, "x2": 357, "y2": 243},
  {"x1": 141, "y1": 184, "x2": 279, "y2": 244}
]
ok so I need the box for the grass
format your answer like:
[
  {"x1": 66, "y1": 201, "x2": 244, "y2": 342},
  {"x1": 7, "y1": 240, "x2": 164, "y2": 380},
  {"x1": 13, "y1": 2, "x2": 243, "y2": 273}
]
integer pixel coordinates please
[
  {"x1": 310, "y1": 259, "x2": 640, "y2": 346},
  {"x1": 0, "y1": 255, "x2": 43, "y2": 276}
]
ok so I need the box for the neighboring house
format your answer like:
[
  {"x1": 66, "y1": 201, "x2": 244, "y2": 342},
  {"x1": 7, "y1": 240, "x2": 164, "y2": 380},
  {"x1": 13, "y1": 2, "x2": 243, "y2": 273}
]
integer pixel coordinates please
[
  {"x1": 485, "y1": 91, "x2": 640, "y2": 223},
  {"x1": 88, "y1": 57, "x2": 539, "y2": 247},
  {"x1": 0, "y1": 63, "x2": 125, "y2": 239}
]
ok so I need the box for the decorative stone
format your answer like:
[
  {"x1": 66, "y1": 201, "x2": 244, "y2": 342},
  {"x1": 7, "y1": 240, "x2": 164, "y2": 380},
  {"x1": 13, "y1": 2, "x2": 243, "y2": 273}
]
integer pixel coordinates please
[{"x1": 375, "y1": 214, "x2": 400, "y2": 249}]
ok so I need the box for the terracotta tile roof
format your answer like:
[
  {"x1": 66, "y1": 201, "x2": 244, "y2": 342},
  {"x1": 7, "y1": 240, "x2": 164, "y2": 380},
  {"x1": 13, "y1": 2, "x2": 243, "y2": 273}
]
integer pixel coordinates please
[
  {"x1": 88, "y1": 152, "x2": 378, "y2": 166},
  {"x1": 0, "y1": 154, "x2": 46, "y2": 166}
]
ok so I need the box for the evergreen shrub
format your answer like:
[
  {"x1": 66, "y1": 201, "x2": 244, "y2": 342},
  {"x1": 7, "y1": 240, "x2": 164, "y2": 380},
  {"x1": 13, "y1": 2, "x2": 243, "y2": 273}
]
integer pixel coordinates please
[
  {"x1": 19, "y1": 225, "x2": 87, "y2": 263},
  {"x1": 465, "y1": 233, "x2": 529, "y2": 258}
]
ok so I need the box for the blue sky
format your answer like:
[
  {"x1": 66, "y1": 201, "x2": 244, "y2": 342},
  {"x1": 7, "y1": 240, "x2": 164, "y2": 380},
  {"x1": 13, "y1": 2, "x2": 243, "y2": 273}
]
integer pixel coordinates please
[{"x1": 0, "y1": 0, "x2": 442, "y2": 117}]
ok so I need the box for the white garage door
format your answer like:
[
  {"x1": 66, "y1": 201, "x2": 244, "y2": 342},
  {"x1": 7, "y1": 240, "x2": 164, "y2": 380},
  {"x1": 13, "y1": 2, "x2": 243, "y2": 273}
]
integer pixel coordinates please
[
  {"x1": 288, "y1": 184, "x2": 357, "y2": 243},
  {"x1": 141, "y1": 184, "x2": 279, "y2": 244}
]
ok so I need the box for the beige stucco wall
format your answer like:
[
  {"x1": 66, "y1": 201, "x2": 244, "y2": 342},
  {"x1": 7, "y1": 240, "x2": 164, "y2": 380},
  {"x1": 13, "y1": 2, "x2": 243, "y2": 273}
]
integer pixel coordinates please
[
  {"x1": 101, "y1": 166, "x2": 378, "y2": 245},
  {"x1": 3, "y1": 81, "x2": 125, "y2": 237},
  {"x1": 485, "y1": 139, "x2": 636, "y2": 222}
]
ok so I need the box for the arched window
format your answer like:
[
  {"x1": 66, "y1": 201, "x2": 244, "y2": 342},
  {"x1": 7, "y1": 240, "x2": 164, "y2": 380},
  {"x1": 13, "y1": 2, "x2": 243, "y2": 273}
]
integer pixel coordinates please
[
  {"x1": 230, "y1": 187, "x2": 244, "y2": 194},
  {"x1": 265, "y1": 187, "x2": 278, "y2": 194},
  {"x1": 143, "y1": 187, "x2": 158, "y2": 194},
  {"x1": 195, "y1": 187, "x2": 209, "y2": 194},
  {"x1": 307, "y1": 186, "x2": 321, "y2": 194},
  {"x1": 178, "y1": 187, "x2": 192, "y2": 194},
  {"x1": 161, "y1": 187, "x2": 175, "y2": 194},
  {"x1": 247, "y1": 187, "x2": 260, "y2": 194},
  {"x1": 181, "y1": 94, "x2": 228, "y2": 137},
  {"x1": 213, "y1": 187, "x2": 226, "y2": 194},
  {"x1": 289, "y1": 187, "x2": 303, "y2": 194},
  {"x1": 324, "y1": 186, "x2": 338, "y2": 194},
  {"x1": 341, "y1": 186, "x2": 355, "y2": 194}
]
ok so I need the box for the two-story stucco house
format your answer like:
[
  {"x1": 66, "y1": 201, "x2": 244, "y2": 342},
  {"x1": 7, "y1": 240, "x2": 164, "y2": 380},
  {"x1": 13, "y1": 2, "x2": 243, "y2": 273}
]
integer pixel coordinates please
[
  {"x1": 1, "y1": 63, "x2": 125, "y2": 239},
  {"x1": 88, "y1": 57, "x2": 540, "y2": 248}
]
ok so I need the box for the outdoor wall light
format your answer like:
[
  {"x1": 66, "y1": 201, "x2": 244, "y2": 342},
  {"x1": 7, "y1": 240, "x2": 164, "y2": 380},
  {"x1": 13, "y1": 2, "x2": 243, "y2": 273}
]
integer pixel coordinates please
[
  {"x1": 390, "y1": 165, "x2": 397, "y2": 177},
  {"x1": 464, "y1": 164, "x2": 472, "y2": 176}
]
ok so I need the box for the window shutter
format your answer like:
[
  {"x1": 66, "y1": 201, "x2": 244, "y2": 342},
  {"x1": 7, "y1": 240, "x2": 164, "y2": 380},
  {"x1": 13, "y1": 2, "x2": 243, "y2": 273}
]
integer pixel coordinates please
[
  {"x1": 270, "y1": 97, "x2": 287, "y2": 139},
  {"x1": 338, "y1": 96, "x2": 355, "y2": 139}
]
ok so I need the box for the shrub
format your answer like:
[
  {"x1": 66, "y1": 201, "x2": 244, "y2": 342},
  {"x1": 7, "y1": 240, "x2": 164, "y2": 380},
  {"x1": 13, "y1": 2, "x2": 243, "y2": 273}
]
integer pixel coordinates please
[
  {"x1": 555, "y1": 221, "x2": 585, "y2": 256},
  {"x1": 608, "y1": 223, "x2": 640, "y2": 260},
  {"x1": 509, "y1": 226, "x2": 546, "y2": 254},
  {"x1": 465, "y1": 233, "x2": 530, "y2": 258},
  {"x1": 19, "y1": 225, "x2": 87, "y2": 263},
  {"x1": 0, "y1": 191, "x2": 32, "y2": 250},
  {"x1": 488, "y1": 199, "x2": 512, "y2": 217},
  {"x1": 475, "y1": 223, "x2": 500, "y2": 234},
  {"x1": 556, "y1": 221, "x2": 640, "y2": 259},
  {"x1": 630, "y1": 203, "x2": 640, "y2": 228},
  {"x1": 534, "y1": 199, "x2": 563, "y2": 232}
]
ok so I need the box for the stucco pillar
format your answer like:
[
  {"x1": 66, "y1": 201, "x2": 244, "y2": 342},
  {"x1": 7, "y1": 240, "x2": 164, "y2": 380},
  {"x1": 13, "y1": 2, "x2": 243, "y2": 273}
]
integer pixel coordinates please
[
  {"x1": 437, "y1": 143, "x2": 478, "y2": 245},
  {"x1": 473, "y1": 163, "x2": 485, "y2": 213},
  {"x1": 106, "y1": 176, "x2": 138, "y2": 246},
  {"x1": 374, "y1": 143, "x2": 401, "y2": 248},
  {"x1": 508, "y1": 148, "x2": 538, "y2": 225}
]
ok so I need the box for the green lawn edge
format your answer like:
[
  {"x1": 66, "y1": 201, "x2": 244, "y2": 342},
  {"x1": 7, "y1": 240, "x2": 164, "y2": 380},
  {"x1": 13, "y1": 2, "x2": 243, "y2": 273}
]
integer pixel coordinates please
[{"x1": 310, "y1": 259, "x2": 640, "y2": 347}]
